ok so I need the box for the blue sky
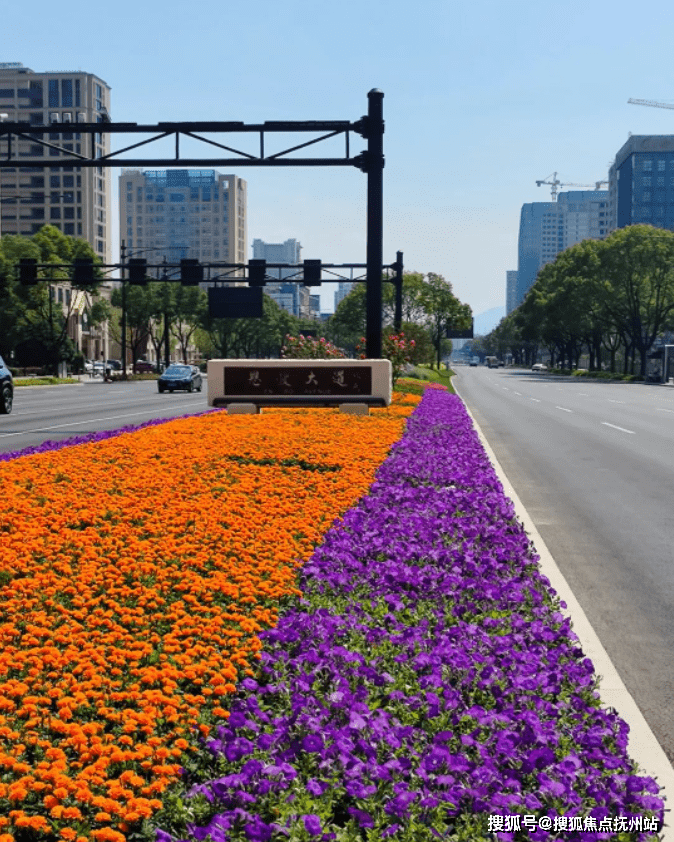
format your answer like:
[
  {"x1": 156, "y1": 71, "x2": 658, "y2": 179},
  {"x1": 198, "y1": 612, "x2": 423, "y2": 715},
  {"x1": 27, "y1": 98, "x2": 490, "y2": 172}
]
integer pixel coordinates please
[{"x1": 6, "y1": 0, "x2": 674, "y2": 316}]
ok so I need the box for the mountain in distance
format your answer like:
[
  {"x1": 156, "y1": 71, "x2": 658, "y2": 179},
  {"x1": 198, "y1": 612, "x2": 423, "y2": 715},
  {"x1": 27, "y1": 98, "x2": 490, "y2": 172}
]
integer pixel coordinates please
[{"x1": 473, "y1": 306, "x2": 505, "y2": 336}]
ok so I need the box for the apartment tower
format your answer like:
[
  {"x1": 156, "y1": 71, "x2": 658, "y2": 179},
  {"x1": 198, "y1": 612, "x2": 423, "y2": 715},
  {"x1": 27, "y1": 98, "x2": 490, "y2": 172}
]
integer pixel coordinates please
[{"x1": 0, "y1": 62, "x2": 111, "y2": 264}]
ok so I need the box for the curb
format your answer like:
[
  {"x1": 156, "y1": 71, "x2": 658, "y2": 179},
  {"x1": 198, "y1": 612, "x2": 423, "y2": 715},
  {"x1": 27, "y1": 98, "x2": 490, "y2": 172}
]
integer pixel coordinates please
[{"x1": 452, "y1": 380, "x2": 673, "y2": 840}]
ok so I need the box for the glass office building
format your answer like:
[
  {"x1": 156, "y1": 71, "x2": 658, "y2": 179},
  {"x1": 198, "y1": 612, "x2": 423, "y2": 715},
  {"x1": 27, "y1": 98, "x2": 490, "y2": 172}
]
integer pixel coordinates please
[
  {"x1": 119, "y1": 169, "x2": 247, "y2": 274},
  {"x1": 516, "y1": 191, "x2": 608, "y2": 309},
  {"x1": 608, "y1": 135, "x2": 674, "y2": 232}
]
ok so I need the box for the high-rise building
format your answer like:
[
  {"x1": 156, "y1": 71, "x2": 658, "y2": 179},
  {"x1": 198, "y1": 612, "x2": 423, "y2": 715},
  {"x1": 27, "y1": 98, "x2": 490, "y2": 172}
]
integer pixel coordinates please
[
  {"x1": 506, "y1": 271, "x2": 518, "y2": 315},
  {"x1": 608, "y1": 135, "x2": 674, "y2": 233},
  {"x1": 120, "y1": 170, "x2": 247, "y2": 273},
  {"x1": 515, "y1": 191, "x2": 608, "y2": 308},
  {"x1": 251, "y1": 238, "x2": 314, "y2": 318},
  {"x1": 334, "y1": 281, "x2": 355, "y2": 311},
  {"x1": 251, "y1": 238, "x2": 302, "y2": 277},
  {"x1": 0, "y1": 62, "x2": 111, "y2": 263}
]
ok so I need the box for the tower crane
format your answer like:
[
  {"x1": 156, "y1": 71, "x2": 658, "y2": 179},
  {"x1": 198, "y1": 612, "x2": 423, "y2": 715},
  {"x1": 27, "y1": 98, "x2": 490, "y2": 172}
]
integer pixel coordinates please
[
  {"x1": 628, "y1": 98, "x2": 674, "y2": 111},
  {"x1": 535, "y1": 172, "x2": 609, "y2": 202}
]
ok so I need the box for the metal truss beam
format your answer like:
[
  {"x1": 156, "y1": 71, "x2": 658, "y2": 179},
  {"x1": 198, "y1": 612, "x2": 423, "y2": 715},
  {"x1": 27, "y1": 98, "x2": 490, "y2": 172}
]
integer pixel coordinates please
[{"x1": 2, "y1": 90, "x2": 386, "y2": 356}]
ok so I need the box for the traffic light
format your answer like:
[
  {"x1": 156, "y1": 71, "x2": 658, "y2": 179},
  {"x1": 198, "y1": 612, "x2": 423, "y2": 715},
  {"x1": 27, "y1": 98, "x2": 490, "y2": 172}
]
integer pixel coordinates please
[
  {"x1": 248, "y1": 259, "x2": 267, "y2": 286},
  {"x1": 128, "y1": 258, "x2": 148, "y2": 285},
  {"x1": 180, "y1": 259, "x2": 203, "y2": 286},
  {"x1": 19, "y1": 258, "x2": 38, "y2": 285},
  {"x1": 303, "y1": 259, "x2": 322, "y2": 286},
  {"x1": 73, "y1": 258, "x2": 94, "y2": 285}
]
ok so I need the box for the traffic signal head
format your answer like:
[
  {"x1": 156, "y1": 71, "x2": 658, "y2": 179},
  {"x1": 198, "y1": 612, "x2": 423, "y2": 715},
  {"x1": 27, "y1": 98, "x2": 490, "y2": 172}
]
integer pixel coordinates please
[
  {"x1": 73, "y1": 258, "x2": 95, "y2": 285},
  {"x1": 128, "y1": 258, "x2": 148, "y2": 286},
  {"x1": 180, "y1": 259, "x2": 203, "y2": 286},
  {"x1": 19, "y1": 258, "x2": 38, "y2": 285},
  {"x1": 248, "y1": 259, "x2": 267, "y2": 287},
  {"x1": 303, "y1": 259, "x2": 321, "y2": 286}
]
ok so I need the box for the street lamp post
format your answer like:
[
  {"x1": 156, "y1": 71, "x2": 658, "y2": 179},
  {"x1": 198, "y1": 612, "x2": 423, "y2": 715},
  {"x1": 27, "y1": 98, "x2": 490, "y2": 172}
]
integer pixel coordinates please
[{"x1": 0, "y1": 113, "x2": 9, "y2": 239}]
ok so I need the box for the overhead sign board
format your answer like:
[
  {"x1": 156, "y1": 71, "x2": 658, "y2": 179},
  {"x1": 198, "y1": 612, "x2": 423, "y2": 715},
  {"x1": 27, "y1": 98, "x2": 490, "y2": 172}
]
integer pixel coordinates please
[
  {"x1": 208, "y1": 286, "x2": 263, "y2": 319},
  {"x1": 446, "y1": 320, "x2": 474, "y2": 339}
]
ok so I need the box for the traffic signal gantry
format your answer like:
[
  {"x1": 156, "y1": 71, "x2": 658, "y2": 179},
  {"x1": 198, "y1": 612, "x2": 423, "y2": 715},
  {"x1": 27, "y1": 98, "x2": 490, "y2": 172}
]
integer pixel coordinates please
[
  {"x1": 17, "y1": 251, "x2": 405, "y2": 374},
  {"x1": 2, "y1": 89, "x2": 388, "y2": 358}
]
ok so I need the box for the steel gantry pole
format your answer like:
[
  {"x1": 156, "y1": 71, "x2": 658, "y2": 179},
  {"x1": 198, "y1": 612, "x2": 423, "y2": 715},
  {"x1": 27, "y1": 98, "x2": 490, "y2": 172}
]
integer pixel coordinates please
[
  {"x1": 394, "y1": 250, "x2": 403, "y2": 333},
  {"x1": 365, "y1": 89, "x2": 384, "y2": 359}
]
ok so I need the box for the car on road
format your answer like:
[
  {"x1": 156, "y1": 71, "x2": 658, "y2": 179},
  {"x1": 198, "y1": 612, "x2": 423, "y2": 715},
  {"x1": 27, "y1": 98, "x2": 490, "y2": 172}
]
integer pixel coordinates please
[
  {"x1": 157, "y1": 364, "x2": 202, "y2": 393},
  {"x1": 0, "y1": 355, "x2": 13, "y2": 414},
  {"x1": 135, "y1": 360, "x2": 155, "y2": 373},
  {"x1": 469, "y1": 358, "x2": 479, "y2": 367},
  {"x1": 532, "y1": 363, "x2": 548, "y2": 372}
]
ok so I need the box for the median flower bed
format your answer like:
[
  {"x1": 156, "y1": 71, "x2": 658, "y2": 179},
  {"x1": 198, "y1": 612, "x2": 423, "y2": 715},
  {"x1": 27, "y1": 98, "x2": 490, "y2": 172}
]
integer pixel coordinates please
[
  {"x1": 149, "y1": 387, "x2": 665, "y2": 842},
  {"x1": 0, "y1": 398, "x2": 419, "y2": 841}
]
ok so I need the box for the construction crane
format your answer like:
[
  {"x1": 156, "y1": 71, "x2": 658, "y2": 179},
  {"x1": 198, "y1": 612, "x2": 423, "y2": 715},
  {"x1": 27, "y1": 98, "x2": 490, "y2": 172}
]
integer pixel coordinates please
[
  {"x1": 536, "y1": 172, "x2": 609, "y2": 202},
  {"x1": 628, "y1": 98, "x2": 674, "y2": 111}
]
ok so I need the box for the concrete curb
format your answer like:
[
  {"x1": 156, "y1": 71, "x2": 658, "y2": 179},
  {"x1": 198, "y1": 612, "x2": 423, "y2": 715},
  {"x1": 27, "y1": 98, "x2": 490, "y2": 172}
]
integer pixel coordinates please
[{"x1": 452, "y1": 381, "x2": 673, "y2": 840}]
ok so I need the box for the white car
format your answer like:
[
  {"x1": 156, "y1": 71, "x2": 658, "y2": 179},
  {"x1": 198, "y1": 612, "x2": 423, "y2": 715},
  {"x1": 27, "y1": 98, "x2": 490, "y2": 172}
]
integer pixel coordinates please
[{"x1": 532, "y1": 363, "x2": 548, "y2": 372}]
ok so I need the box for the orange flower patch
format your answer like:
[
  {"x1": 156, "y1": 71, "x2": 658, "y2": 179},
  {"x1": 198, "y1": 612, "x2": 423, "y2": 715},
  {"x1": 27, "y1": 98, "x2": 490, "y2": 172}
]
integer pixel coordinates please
[{"x1": 0, "y1": 397, "x2": 419, "y2": 836}]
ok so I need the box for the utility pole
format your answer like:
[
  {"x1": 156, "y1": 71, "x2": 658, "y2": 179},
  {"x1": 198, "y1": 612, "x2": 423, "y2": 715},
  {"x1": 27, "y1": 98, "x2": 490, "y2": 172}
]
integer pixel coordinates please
[
  {"x1": 365, "y1": 89, "x2": 384, "y2": 359},
  {"x1": 120, "y1": 241, "x2": 128, "y2": 379}
]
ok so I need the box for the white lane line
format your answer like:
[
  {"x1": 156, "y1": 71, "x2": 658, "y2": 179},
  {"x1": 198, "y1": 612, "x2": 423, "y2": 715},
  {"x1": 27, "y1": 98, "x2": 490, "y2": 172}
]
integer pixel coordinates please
[
  {"x1": 607, "y1": 399, "x2": 624, "y2": 404},
  {"x1": 555, "y1": 406, "x2": 573, "y2": 413},
  {"x1": 656, "y1": 408, "x2": 674, "y2": 413},
  {"x1": 513, "y1": 391, "x2": 522, "y2": 396},
  {"x1": 602, "y1": 422, "x2": 635, "y2": 434},
  {"x1": 0, "y1": 406, "x2": 196, "y2": 439},
  {"x1": 503, "y1": 387, "x2": 509, "y2": 391},
  {"x1": 530, "y1": 398, "x2": 541, "y2": 402}
]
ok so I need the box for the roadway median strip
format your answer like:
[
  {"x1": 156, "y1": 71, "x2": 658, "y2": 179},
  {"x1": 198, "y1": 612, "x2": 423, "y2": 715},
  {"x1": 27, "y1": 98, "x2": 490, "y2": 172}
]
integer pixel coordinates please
[{"x1": 602, "y1": 422, "x2": 636, "y2": 434}]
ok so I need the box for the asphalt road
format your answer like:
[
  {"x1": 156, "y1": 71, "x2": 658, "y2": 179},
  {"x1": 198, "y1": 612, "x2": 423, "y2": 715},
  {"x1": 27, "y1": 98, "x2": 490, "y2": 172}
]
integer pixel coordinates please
[
  {"x1": 454, "y1": 365, "x2": 674, "y2": 764},
  {"x1": 0, "y1": 378, "x2": 210, "y2": 455}
]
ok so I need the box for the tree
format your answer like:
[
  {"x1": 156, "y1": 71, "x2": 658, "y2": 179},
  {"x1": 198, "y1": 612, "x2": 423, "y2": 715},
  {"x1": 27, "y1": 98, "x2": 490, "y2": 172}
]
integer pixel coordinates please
[
  {"x1": 0, "y1": 225, "x2": 104, "y2": 373},
  {"x1": 171, "y1": 285, "x2": 207, "y2": 362},
  {"x1": 326, "y1": 284, "x2": 367, "y2": 354},
  {"x1": 110, "y1": 284, "x2": 154, "y2": 370},
  {"x1": 599, "y1": 225, "x2": 674, "y2": 378},
  {"x1": 418, "y1": 273, "x2": 472, "y2": 369}
]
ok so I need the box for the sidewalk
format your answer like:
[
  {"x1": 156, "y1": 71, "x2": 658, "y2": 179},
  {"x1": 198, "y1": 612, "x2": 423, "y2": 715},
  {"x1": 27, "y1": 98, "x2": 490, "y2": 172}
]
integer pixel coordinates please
[{"x1": 454, "y1": 385, "x2": 674, "y2": 841}]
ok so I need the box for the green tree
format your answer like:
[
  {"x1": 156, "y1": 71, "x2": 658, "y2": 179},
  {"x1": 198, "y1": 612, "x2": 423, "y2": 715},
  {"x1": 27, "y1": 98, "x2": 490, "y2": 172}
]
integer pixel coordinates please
[
  {"x1": 171, "y1": 285, "x2": 207, "y2": 362},
  {"x1": 110, "y1": 284, "x2": 155, "y2": 371},
  {"x1": 0, "y1": 225, "x2": 104, "y2": 372},
  {"x1": 418, "y1": 273, "x2": 472, "y2": 370},
  {"x1": 599, "y1": 225, "x2": 674, "y2": 378}
]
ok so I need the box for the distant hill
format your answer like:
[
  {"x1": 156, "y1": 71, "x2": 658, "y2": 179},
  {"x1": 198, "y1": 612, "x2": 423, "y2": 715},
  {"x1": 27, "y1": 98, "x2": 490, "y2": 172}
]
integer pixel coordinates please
[{"x1": 474, "y1": 306, "x2": 505, "y2": 336}]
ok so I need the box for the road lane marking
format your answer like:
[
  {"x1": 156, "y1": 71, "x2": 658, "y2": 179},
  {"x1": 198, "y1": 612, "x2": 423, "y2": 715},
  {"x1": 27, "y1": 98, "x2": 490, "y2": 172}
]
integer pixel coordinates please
[
  {"x1": 656, "y1": 408, "x2": 674, "y2": 413},
  {"x1": 513, "y1": 391, "x2": 522, "y2": 396},
  {"x1": 0, "y1": 405, "x2": 202, "y2": 440},
  {"x1": 602, "y1": 422, "x2": 635, "y2": 434},
  {"x1": 530, "y1": 398, "x2": 541, "y2": 402},
  {"x1": 555, "y1": 406, "x2": 573, "y2": 412},
  {"x1": 607, "y1": 399, "x2": 624, "y2": 404}
]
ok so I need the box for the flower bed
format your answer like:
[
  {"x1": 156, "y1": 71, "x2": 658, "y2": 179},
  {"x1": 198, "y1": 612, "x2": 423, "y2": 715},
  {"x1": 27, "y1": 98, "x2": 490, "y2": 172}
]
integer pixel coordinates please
[
  {"x1": 0, "y1": 397, "x2": 419, "y2": 841},
  {"x1": 150, "y1": 388, "x2": 665, "y2": 842}
]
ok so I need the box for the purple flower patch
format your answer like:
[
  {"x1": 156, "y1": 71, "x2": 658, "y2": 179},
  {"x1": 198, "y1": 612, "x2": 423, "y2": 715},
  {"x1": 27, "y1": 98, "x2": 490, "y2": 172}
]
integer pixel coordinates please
[{"x1": 152, "y1": 389, "x2": 664, "y2": 842}]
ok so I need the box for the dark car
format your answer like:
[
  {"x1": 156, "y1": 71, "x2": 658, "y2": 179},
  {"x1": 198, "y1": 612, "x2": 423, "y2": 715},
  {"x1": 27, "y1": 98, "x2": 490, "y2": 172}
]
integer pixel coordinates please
[
  {"x1": 158, "y1": 364, "x2": 202, "y2": 393},
  {"x1": 0, "y1": 355, "x2": 13, "y2": 414},
  {"x1": 135, "y1": 360, "x2": 155, "y2": 373}
]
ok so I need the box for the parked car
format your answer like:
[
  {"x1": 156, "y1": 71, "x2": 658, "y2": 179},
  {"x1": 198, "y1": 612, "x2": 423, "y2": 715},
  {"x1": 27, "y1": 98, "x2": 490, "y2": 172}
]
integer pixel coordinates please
[
  {"x1": 135, "y1": 360, "x2": 155, "y2": 373},
  {"x1": 157, "y1": 364, "x2": 203, "y2": 393},
  {"x1": 498, "y1": 360, "x2": 505, "y2": 367},
  {"x1": 532, "y1": 363, "x2": 548, "y2": 372},
  {"x1": 84, "y1": 359, "x2": 94, "y2": 374},
  {"x1": 0, "y1": 355, "x2": 13, "y2": 414}
]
